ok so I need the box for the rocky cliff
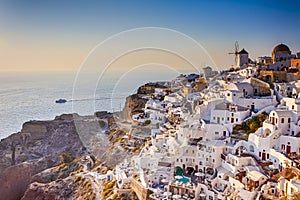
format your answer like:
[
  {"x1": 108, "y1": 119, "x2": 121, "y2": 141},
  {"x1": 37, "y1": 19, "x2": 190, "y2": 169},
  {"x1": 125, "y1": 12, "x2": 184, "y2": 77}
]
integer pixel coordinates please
[
  {"x1": 0, "y1": 110, "x2": 126, "y2": 200},
  {"x1": 0, "y1": 80, "x2": 169, "y2": 200},
  {"x1": 0, "y1": 114, "x2": 86, "y2": 200},
  {"x1": 120, "y1": 94, "x2": 147, "y2": 121}
]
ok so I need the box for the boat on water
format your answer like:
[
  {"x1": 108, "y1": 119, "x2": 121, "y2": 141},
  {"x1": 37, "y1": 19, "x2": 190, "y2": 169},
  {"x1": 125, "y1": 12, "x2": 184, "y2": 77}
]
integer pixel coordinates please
[{"x1": 55, "y1": 99, "x2": 67, "y2": 103}]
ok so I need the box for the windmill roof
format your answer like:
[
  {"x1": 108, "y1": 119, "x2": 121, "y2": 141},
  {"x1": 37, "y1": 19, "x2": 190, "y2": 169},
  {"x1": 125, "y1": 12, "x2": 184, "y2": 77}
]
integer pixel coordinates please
[{"x1": 239, "y1": 48, "x2": 248, "y2": 54}]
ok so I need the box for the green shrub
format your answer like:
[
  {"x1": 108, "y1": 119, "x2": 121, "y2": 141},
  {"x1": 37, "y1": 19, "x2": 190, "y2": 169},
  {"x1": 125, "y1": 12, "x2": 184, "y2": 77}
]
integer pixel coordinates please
[{"x1": 239, "y1": 112, "x2": 268, "y2": 134}]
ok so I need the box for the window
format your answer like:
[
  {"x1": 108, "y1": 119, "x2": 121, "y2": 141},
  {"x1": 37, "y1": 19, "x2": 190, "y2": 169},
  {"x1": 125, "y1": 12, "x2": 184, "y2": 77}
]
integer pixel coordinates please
[
  {"x1": 281, "y1": 118, "x2": 284, "y2": 123},
  {"x1": 292, "y1": 105, "x2": 295, "y2": 110},
  {"x1": 236, "y1": 118, "x2": 238, "y2": 122},
  {"x1": 227, "y1": 93, "x2": 230, "y2": 96},
  {"x1": 215, "y1": 131, "x2": 219, "y2": 135},
  {"x1": 259, "y1": 152, "x2": 261, "y2": 157},
  {"x1": 213, "y1": 117, "x2": 216, "y2": 120},
  {"x1": 232, "y1": 113, "x2": 234, "y2": 117},
  {"x1": 227, "y1": 117, "x2": 229, "y2": 121},
  {"x1": 199, "y1": 161, "x2": 202, "y2": 165},
  {"x1": 281, "y1": 144, "x2": 285, "y2": 150},
  {"x1": 291, "y1": 188, "x2": 295, "y2": 194},
  {"x1": 213, "y1": 159, "x2": 215, "y2": 163},
  {"x1": 288, "y1": 118, "x2": 291, "y2": 123}
]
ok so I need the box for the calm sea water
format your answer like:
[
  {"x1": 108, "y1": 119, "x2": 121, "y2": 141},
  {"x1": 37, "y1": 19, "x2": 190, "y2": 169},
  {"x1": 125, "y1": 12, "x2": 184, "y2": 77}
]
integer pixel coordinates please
[{"x1": 0, "y1": 68, "x2": 192, "y2": 139}]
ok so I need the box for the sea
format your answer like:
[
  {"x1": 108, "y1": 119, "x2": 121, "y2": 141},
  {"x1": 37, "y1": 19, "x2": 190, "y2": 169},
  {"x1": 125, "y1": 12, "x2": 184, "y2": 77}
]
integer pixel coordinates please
[{"x1": 0, "y1": 67, "x2": 195, "y2": 139}]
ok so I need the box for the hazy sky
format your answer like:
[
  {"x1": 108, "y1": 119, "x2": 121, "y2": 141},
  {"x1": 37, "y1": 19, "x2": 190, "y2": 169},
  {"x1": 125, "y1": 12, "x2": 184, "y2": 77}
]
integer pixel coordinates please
[{"x1": 0, "y1": 0, "x2": 300, "y2": 71}]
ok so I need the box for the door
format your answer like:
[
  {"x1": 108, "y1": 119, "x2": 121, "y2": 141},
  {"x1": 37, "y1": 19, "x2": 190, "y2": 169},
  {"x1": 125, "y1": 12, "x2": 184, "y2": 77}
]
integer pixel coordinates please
[
  {"x1": 287, "y1": 145, "x2": 291, "y2": 154},
  {"x1": 262, "y1": 152, "x2": 266, "y2": 161},
  {"x1": 251, "y1": 104, "x2": 255, "y2": 111}
]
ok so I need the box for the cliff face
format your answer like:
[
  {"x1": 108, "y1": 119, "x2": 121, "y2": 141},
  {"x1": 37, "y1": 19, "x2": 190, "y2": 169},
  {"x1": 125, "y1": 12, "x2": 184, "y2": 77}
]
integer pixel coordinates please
[
  {"x1": 21, "y1": 155, "x2": 100, "y2": 200},
  {"x1": 137, "y1": 82, "x2": 167, "y2": 95},
  {"x1": 121, "y1": 94, "x2": 147, "y2": 121},
  {"x1": 119, "y1": 82, "x2": 169, "y2": 121},
  {"x1": 0, "y1": 158, "x2": 52, "y2": 200},
  {"x1": 0, "y1": 114, "x2": 86, "y2": 200},
  {"x1": 0, "y1": 116, "x2": 84, "y2": 172},
  {"x1": 0, "y1": 81, "x2": 168, "y2": 200}
]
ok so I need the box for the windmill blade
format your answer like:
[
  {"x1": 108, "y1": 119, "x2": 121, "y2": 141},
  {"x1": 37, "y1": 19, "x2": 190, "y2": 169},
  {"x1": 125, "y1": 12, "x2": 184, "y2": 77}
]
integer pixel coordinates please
[
  {"x1": 228, "y1": 41, "x2": 240, "y2": 65},
  {"x1": 235, "y1": 41, "x2": 239, "y2": 54}
]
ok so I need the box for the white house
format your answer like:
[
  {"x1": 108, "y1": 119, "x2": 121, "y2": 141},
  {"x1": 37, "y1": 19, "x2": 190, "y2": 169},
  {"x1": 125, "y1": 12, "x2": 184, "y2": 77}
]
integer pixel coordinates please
[{"x1": 210, "y1": 102, "x2": 250, "y2": 127}]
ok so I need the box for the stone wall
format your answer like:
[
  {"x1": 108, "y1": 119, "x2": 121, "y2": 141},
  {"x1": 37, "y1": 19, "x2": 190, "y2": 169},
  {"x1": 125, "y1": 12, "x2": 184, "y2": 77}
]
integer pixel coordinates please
[{"x1": 131, "y1": 178, "x2": 149, "y2": 200}]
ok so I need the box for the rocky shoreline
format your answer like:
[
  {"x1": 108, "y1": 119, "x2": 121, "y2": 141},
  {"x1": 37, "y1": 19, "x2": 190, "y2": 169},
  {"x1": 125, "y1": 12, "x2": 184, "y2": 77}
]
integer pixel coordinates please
[{"x1": 0, "y1": 82, "x2": 153, "y2": 200}]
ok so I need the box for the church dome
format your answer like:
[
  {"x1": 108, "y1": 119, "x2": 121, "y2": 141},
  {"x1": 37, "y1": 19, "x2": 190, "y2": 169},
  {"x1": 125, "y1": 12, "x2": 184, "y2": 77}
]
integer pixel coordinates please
[{"x1": 272, "y1": 43, "x2": 291, "y2": 55}]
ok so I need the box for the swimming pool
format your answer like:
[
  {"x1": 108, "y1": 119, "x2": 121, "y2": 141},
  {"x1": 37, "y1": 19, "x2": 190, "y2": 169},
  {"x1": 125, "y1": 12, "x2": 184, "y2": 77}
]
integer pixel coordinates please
[{"x1": 176, "y1": 176, "x2": 190, "y2": 183}]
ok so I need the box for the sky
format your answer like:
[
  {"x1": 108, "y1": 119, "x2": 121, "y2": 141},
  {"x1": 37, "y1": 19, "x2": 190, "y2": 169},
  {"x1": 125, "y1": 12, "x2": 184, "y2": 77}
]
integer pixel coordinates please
[{"x1": 0, "y1": 0, "x2": 300, "y2": 71}]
